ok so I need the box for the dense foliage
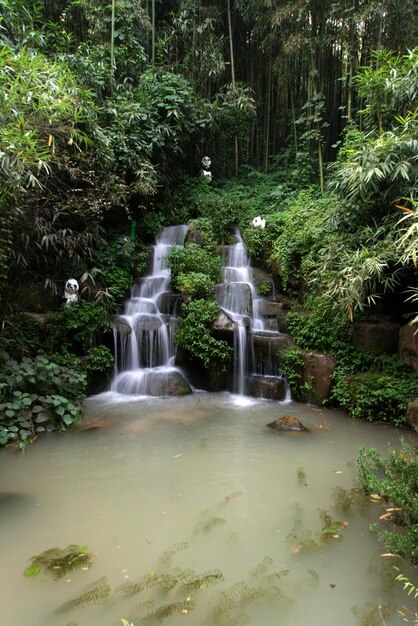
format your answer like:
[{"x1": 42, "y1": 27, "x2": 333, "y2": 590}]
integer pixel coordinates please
[
  {"x1": 357, "y1": 441, "x2": 418, "y2": 563},
  {"x1": 0, "y1": 1, "x2": 417, "y2": 444}
]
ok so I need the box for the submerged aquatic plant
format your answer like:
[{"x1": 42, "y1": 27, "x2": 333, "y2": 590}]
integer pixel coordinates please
[
  {"x1": 296, "y1": 468, "x2": 307, "y2": 484},
  {"x1": 158, "y1": 542, "x2": 189, "y2": 565},
  {"x1": 318, "y1": 509, "x2": 344, "y2": 541},
  {"x1": 24, "y1": 545, "x2": 93, "y2": 579},
  {"x1": 352, "y1": 602, "x2": 392, "y2": 626},
  {"x1": 219, "y1": 491, "x2": 243, "y2": 507},
  {"x1": 211, "y1": 581, "x2": 281, "y2": 624},
  {"x1": 249, "y1": 556, "x2": 273, "y2": 578},
  {"x1": 332, "y1": 485, "x2": 366, "y2": 512},
  {"x1": 193, "y1": 516, "x2": 226, "y2": 534},
  {"x1": 60, "y1": 576, "x2": 111, "y2": 612},
  {"x1": 113, "y1": 572, "x2": 159, "y2": 599},
  {"x1": 286, "y1": 520, "x2": 320, "y2": 554},
  {"x1": 141, "y1": 596, "x2": 196, "y2": 624}
]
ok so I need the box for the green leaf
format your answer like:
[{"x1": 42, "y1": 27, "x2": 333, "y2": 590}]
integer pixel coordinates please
[{"x1": 24, "y1": 565, "x2": 41, "y2": 577}]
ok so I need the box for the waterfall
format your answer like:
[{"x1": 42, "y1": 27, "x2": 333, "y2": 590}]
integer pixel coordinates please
[
  {"x1": 111, "y1": 225, "x2": 192, "y2": 396},
  {"x1": 216, "y1": 228, "x2": 290, "y2": 399}
]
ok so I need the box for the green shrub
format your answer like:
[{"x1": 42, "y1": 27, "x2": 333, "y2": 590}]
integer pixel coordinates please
[
  {"x1": 176, "y1": 272, "x2": 213, "y2": 300},
  {"x1": 167, "y1": 243, "x2": 221, "y2": 288},
  {"x1": 101, "y1": 266, "x2": 132, "y2": 302},
  {"x1": 0, "y1": 355, "x2": 87, "y2": 447},
  {"x1": 45, "y1": 301, "x2": 111, "y2": 354},
  {"x1": 84, "y1": 345, "x2": 114, "y2": 373},
  {"x1": 357, "y1": 441, "x2": 418, "y2": 563},
  {"x1": 281, "y1": 346, "x2": 305, "y2": 401},
  {"x1": 176, "y1": 299, "x2": 231, "y2": 372},
  {"x1": 331, "y1": 365, "x2": 418, "y2": 424},
  {"x1": 0, "y1": 314, "x2": 44, "y2": 361}
]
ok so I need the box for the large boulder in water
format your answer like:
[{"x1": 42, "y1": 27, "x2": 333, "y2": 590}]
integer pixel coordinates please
[{"x1": 267, "y1": 416, "x2": 308, "y2": 432}]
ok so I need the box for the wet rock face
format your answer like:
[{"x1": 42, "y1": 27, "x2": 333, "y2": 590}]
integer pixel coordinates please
[
  {"x1": 164, "y1": 370, "x2": 193, "y2": 395},
  {"x1": 406, "y1": 398, "x2": 418, "y2": 432},
  {"x1": 267, "y1": 416, "x2": 308, "y2": 432},
  {"x1": 248, "y1": 375, "x2": 287, "y2": 400},
  {"x1": 399, "y1": 323, "x2": 418, "y2": 373},
  {"x1": 112, "y1": 318, "x2": 132, "y2": 335},
  {"x1": 301, "y1": 352, "x2": 336, "y2": 404},
  {"x1": 353, "y1": 321, "x2": 400, "y2": 355},
  {"x1": 214, "y1": 283, "x2": 253, "y2": 317}
]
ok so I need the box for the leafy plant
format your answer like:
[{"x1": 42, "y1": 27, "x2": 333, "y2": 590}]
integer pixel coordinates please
[
  {"x1": 176, "y1": 299, "x2": 231, "y2": 373},
  {"x1": 0, "y1": 355, "x2": 87, "y2": 446},
  {"x1": 24, "y1": 545, "x2": 93, "y2": 579},
  {"x1": 357, "y1": 441, "x2": 418, "y2": 562}
]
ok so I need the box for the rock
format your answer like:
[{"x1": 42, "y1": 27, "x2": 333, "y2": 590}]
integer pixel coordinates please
[
  {"x1": 252, "y1": 332, "x2": 294, "y2": 376},
  {"x1": 14, "y1": 283, "x2": 57, "y2": 313},
  {"x1": 212, "y1": 310, "x2": 236, "y2": 333},
  {"x1": 399, "y1": 323, "x2": 418, "y2": 373},
  {"x1": 251, "y1": 268, "x2": 274, "y2": 292},
  {"x1": 406, "y1": 398, "x2": 418, "y2": 432},
  {"x1": 214, "y1": 283, "x2": 252, "y2": 316},
  {"x1": 301, "y1": 352, "x2": 336, "y2": 404},
  {"x1": 111, "y1": 318, "x2": 132, "y2": 335},
  {"x1": 185, "y1": 225, "x2": 206, "y2": 246},
  {"x1": 267, "y1": 416, "x2": 308, "y2": 432},
  {"x1": 248, "y1": 374, "x2": 287, "y2": 400},
  {"x1": 353, "y1": 321, "x2": 400, "y2": 355},
  {"x1": 163, "y1": 370, "x2": 193, "y2": 395},
  {"x1": 257, "y1": 301, "x2": 285, "y2": 317}
]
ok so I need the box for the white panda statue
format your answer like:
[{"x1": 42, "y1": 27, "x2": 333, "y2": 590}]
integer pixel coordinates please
[
  {"x1": 62, "y1": 278, "x2": 80, "y2": 307},
  {"x1": 252, "y1": 216, "x2": 266, "y2": 229},
  {"x1": 200, "y1": 156, "x2": 212, "y2": 181}
]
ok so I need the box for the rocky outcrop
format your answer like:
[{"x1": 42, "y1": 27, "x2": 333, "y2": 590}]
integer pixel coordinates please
[
  {"x1": 164, "y1": 370, "x2": 193, "y2": 395},
  {"x1": 212, "y1": 310, "x2": 236, "y2": 333},
  {"x1": 353, "y1": 321, "x2": 400, "y2": 355},
  {"x1": 248, "y1": 374, "x2": 287, "y2": 400},
  {"x1": 267, "y1": 416, "x2": 308, "y2": 432},
  {"x1": 406, "y1": 398, "x2": 418, "y2": 432},
  {"x1": 301, "y1": 352, "x2": 336, "y2": 404},
  {"x1": 399, "y1": 323, "x2": 418, "y2": 373},
  {"x1": 214, "y1": 283, "x2": 252, "y2": 317},
  {"x1": 112, "y1": 318, "x2": 132, "y2": 335}
]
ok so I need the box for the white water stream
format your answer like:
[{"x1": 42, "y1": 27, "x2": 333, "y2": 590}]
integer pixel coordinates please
[
  {"x1": 111, "y1": 226, "x2": 189, "y2": 396},
  {"x1": 0, "y1": 393, "x2": 416, "y2": 626}
]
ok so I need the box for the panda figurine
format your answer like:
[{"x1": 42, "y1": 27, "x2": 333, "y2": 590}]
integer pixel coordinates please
[
  {"x1": 62, "y1": 278, "x2": 80, "y2": 307},
  {"x1": 200, "y1": 156, "x2": 212, "y2": 181}
]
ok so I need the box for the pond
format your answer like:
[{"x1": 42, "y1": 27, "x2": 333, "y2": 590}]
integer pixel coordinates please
[{"x1": 0, "y1": 392, "x2": 416, "y2": 626}]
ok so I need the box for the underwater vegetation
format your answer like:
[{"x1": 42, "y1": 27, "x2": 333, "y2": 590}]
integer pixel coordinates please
[
  {"x1": 24, "y1": 544, "x2": 94, "y2": 579},
  {"x1": 60, "y1": 576, "x2": 112, "y2": 611},
  {"x1": 158, "y1": 542, "x2": 189, "y2": 566},
  {"x1": 193, "y1": 515, "x2": 226, "y2": 534},
  {"x1": 296, "y1": 468, "x2": 307, "y2": 484},
  {"x1": 332, "y1": 485, "x2": 367, "y2": 513},
  {"x1": 352, "y1": 602, "x2": 392, "y2": 626}
]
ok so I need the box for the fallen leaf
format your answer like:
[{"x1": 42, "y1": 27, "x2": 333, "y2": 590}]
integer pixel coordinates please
[
  {"x1": 330, "y1": 584, "x2": 336, "y2": 588},
  {"x1": 380, "y1": 553, "x2": 397, "y2": 557},
  {"x1": 122, "y1": 568, "x2": 128, "y2": 574},
  {"x1": 370, "y1": 494, "x2": 381, "y2": 501},
  {"x1": 174, "y1": 454, "x2": 182, "y2": 458},
  {"x1": 386, "y1": 507, "x2": 402, "y2": 512},
  {"x1": 81, "y1": 567, "x2": 89, "y2": 571},
  {"x1": 342, "y1": 521, "x2": 349, "y2": 528},
  {"x1": 333, "y1": 470, "x2": 343, "y2": 474},
  {"x1": 379, "y1": 513, "x2": 392, "y2": 520},
  {"x1": 291, "y1": 544, "x2": 302, "y2": 554}
]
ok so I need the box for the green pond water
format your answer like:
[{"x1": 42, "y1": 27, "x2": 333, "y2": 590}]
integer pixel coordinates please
[{"x1": 0, "y1": 392, "x2": 416, "y2": 626}]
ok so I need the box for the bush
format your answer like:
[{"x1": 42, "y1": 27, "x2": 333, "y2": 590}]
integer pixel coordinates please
[
  {"x1": 332, "y1": 370, "x2": 418, "y2": 425},
  {"x1": 357, "y1": 441, "x2": 418, "y2": 563},
  {"x1": 176, "y1": 272, "x2": 214, "y2": 300},
  {"x1": 176, "y1": 299, "x2": 231, "y2": 372},
  {"x1": 0, "y1": 314, "x2": 44, "y2": 361},
  {"x1": 167, "y1": 243, "x2": 221, "y2": 288},
  {"x1": 45, "y1": 301, "x2": 111, "y2": 354},
  {"x1": 0, "y1": 355, "x2": 87, "y2": 447}
]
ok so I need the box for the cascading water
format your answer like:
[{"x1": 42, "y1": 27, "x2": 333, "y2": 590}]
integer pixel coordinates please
[
  {"x1": 216, "y1": 228, "x2": 291, "y2": 399},
  {"x1": 111, "y1": 225, "x2": 192, "y2": 396}
]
